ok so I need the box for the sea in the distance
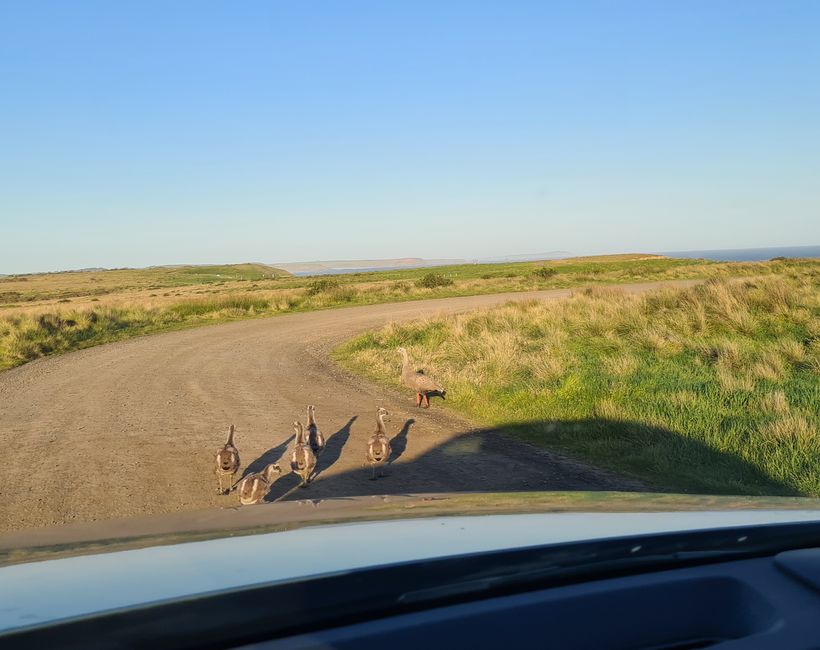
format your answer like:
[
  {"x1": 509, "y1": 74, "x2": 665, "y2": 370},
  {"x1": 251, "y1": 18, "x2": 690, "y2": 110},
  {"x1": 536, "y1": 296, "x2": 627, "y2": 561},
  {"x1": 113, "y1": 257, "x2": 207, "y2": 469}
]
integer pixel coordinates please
[{"x1": 658, "y1": 245, "x2": 820, "y2": 262}]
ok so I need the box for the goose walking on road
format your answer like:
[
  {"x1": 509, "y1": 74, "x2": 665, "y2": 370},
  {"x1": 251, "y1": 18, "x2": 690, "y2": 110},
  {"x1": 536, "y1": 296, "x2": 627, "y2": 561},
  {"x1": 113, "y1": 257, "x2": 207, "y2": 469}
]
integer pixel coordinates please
[
  {"x1": 215, "y1": 424, "x2": 241, "y2": 494},
  {"x1": 290, "y1": 421, "x2": 317, "y2": 487},
  {"x1": 366, "y1": 407, "x2": 392, "y2": 480},
  {"x1": 237, "y1": 463, "x2": 281, "y2": 505},
  {"x1": 306, "y1": 405, "x2": 325, "y2": 457}
]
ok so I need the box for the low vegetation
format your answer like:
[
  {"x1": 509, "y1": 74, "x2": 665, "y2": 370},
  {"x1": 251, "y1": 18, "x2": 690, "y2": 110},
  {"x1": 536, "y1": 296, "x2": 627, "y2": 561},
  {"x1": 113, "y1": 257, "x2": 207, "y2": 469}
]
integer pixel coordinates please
[
  {"x1": 0, "y1": 263, "x2": 286, "y2": 304},
  {"x1": 335, "y1": 265, "x2": 820, "y2": 497},
  {"x1": 415, "y1": 272, "x2": 454, "y2": 288},
  {"x1": 2, "y1": 256, "x2": 817, "y2": 373}
]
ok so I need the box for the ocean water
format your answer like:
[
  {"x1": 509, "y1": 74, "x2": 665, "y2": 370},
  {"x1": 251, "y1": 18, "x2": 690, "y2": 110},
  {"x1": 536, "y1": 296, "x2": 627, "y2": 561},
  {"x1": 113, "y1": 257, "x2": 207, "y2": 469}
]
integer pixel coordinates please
[{"x1": 658, "y1": 245, "x2": 820, "y2": 262}]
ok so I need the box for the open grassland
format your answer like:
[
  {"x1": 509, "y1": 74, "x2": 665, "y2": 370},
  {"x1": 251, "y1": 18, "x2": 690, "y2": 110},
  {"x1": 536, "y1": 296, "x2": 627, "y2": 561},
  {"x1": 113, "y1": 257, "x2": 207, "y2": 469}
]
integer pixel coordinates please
[
  {"x1": 335, "y1": 263, "x2": 820, "y2": 497},
  {"x1": 1, "y1": 255, "x2": 816, "y2": 372},
  {"x1": 0, "y1": 263, "x2": 287, "y2": 304}
]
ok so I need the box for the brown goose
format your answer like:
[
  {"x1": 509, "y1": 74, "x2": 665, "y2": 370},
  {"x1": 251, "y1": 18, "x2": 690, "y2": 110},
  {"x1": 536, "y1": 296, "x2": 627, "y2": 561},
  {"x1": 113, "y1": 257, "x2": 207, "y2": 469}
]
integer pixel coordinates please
[
  {"x1": 306, "y1": 405, "x2": 325, "y2": 457},
  {"x1": 365, "y1": 407, "x2": 392, "y2": 480},
  {"x1": 290, "y1": 421, "x2": 317, "y2": 487},
  {"x1": 398, "y1": 346, "x2": 446, "y2": 408},
  {"x1": 215, "y1": 424, "x2": 240, "y2": 494},
  {"x1": 236, "y1": 463, "x2": 281, "y2": 505}
]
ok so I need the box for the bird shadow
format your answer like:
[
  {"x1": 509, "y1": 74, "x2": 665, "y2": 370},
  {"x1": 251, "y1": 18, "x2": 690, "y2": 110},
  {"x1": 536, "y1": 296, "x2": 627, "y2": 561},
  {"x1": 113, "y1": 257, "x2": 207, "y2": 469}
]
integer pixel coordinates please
[
  {"x1": 389, "y1": 418, "x2": 415, "y2": 464},
  {"x1": 241, "y1": 434, "x2": 295, "y2": 479},
  {"x1": 264, "y1": 471, "x2": 303, "y2": 502},
  {"x1": 313, "y1": 416, "x2": 357, "y2": 480}
]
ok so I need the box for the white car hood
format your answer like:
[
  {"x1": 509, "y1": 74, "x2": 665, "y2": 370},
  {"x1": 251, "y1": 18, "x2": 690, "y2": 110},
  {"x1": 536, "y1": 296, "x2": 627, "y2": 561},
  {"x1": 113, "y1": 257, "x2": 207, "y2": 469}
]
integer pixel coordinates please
[{"x1": 2, "y1": 509, "x2": 820, "y2": 633}]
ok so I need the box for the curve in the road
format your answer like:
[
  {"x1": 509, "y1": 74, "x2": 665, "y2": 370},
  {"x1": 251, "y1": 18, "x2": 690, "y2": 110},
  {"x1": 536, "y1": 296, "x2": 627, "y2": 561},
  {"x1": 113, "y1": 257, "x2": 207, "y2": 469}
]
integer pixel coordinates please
[{"x1": 0, "y1": 281, "x2": 699, "y2": 532}]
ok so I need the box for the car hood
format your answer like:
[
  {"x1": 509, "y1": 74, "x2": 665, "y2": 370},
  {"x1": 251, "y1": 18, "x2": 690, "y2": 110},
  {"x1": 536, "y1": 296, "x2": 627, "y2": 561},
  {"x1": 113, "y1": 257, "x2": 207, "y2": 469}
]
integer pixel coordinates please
[{"x1": 1, "y1": 491, "x2": 820, "y2": 633}]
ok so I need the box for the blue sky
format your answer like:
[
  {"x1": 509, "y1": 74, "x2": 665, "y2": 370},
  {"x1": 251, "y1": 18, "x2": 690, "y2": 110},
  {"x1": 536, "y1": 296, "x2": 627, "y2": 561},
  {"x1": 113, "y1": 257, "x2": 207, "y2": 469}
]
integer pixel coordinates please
[{"x1": 2, "y1": 1, "x2": 819, "y2": 273}]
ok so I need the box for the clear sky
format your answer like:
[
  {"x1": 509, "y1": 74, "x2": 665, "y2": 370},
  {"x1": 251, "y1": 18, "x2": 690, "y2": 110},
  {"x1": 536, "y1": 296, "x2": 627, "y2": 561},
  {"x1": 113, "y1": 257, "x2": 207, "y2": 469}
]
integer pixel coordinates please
[{"x1": 2, "y1": 1, "x2": 819, "y2": 273}]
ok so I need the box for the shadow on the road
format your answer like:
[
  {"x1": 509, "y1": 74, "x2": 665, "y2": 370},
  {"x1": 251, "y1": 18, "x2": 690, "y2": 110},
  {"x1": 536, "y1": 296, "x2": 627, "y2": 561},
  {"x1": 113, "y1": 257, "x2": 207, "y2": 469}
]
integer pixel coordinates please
[
  {"x1": 389, "y1": 418, "x2": 415, "y2": 464},
  {"x1": 269, "y1": 418, "x2": 800, "y2": 501},
  {"x1": 242, "y1": 435, "x2": 295, "y2": 479},
  {"x1": 313, "y1": 416, "x2": 357, "y2": 479},
  {"x1": 424, "y1": 390, "x2": 447, "y2": 407},
  {"x1": 264, "y1": 471, "x2": 303, "y2": 502}
]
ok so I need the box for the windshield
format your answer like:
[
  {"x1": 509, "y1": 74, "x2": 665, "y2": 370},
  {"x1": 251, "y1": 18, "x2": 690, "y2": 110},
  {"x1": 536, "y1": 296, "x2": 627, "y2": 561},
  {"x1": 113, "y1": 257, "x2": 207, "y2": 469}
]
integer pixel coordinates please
[{"x1": 0, "y1": 2, "x2": 818, "y2": 560}]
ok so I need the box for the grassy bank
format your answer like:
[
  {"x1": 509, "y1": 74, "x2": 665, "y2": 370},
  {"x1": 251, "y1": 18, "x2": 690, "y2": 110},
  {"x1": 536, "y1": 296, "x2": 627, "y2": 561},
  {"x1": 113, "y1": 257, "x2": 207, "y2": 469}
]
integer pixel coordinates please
[
  {"x1": 2, "y1": 256, "x2": 816, "y2": 372},
  {"x1": 335, "y1": 265, "x2": 820, "y2": 496}
]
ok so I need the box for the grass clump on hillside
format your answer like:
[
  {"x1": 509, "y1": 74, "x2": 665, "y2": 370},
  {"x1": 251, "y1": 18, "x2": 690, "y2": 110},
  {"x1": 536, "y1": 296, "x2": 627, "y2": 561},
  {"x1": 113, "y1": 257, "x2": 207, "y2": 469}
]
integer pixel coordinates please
[
  {"x1": 306, "y1": 278, "x2": 357, "y2": 303},
  {"x1": 415, "y1": 272, "x2": 454, "y2": 288},
  {"x1": 335, "y1": 271, "x2": 820, "y2": 497},
  {"x1": 532, "y1": 266, "x2": 558, "y2": 279}
]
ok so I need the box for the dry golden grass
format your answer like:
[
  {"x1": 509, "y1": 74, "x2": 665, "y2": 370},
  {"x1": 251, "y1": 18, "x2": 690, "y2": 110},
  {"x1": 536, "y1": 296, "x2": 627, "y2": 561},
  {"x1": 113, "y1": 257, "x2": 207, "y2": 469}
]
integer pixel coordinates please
[
  {"x1": 759, "y1": 415, "x2": 815, "y2": 445},
  {"x1": 752, "y1": 351, "x2": 788, "y2": 382},
  {"x1": 604, "y1": 353, "x2": 639, "y2": 376},
  {"x1": 717, "y1": 367, "x2": 756, "y2": 392},
  {"x1": 759, "y1": 390, "x2": 790, "y2": 414}
]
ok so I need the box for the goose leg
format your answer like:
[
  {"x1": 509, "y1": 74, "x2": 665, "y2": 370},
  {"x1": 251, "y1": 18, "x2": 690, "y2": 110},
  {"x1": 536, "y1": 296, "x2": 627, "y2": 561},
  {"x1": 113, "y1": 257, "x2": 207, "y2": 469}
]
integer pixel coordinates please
[
  {"x1": 415, "y1": 392, "x2": 422, "y2": 407},
  {"x1": 371, "y1": 465, "x2": 377, "y2": 480},
  {"x1": 423, "y1": 394, "x2": 430, "y2": 408},
  {"x1": 217, "y1": 474, "x2": 223, "y2": 494}
]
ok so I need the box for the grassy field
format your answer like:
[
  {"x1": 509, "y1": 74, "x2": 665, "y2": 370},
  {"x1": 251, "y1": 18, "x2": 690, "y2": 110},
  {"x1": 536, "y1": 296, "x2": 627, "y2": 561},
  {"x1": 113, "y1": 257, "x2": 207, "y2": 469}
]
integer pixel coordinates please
[
  {"x1": 0, "y1": 263, "x2": 287, "y2": 304},
  {"x1": 335, "y1": 261, "x2": 820, "y2": 497},
  {"x1": 1, "y1": 255, "x2": 815, "y2": 372}
]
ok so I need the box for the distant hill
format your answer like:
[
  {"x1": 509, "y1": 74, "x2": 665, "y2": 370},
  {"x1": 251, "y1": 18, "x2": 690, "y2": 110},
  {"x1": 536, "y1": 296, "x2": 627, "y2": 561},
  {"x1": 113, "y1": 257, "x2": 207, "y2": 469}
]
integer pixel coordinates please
[
  {"x1": 476, "y1": 251, "x2": 573, "y2": 263},
  {"x1": 276, "y1": 257, "x2": 466, "y2": 276},
  {"x1": 275, "y1": 254, "x2": 581, "y2": 276},
  {"x1": 153, "y1": 263, "x2": 290, "y2": 281}
]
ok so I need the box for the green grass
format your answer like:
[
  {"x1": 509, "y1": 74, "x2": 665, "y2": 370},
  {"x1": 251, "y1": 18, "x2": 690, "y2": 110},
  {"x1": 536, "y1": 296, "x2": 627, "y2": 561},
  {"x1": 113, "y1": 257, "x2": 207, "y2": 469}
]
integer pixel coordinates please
[
  {"x1": 335, "y1": 264, "x2": 820, "y2": 497},
  {"x1": 2, "y1": 255, "x2": 818, "y2": 373},
  {"x1": 162, "y1": 263, "x2": 284, "y2": 284}
]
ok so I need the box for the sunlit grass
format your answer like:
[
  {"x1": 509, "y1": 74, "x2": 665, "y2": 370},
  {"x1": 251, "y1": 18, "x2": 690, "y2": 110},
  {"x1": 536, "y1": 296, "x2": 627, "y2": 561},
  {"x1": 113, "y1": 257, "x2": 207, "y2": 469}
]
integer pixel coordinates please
[{"x1": 335, "y1": 268, "x2": 820, "y2": 497}]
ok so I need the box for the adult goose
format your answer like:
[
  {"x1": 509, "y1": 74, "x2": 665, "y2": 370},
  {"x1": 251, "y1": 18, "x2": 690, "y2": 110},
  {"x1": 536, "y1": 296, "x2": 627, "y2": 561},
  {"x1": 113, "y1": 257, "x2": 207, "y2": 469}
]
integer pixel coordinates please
[{"x1": 398, "y1": 346, "x2": 446, "y2": 408}]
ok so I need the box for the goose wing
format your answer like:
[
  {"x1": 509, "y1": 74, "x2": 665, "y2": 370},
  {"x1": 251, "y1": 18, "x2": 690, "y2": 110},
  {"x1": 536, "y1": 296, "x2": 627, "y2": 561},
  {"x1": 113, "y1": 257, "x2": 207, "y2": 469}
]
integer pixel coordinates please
[
  {"x1": 413, "y1": 371, "x2": 443, "y2": 393},
  {"x1": 308, "y1": 425, "x2": 325, "y2": 455},
  {"x1": 291, "y1": 444, "x2": 316, "y2": 472},
  {"x1": 238, "y1": 475, "x2": 261, "y2": 503}
]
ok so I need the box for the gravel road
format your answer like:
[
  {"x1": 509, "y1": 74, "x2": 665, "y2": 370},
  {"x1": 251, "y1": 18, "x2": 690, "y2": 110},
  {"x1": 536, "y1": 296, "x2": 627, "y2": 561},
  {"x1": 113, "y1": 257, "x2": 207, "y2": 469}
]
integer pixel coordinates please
[{"x1": 0, "y1": 281, "x2": 698, "y2": 533}]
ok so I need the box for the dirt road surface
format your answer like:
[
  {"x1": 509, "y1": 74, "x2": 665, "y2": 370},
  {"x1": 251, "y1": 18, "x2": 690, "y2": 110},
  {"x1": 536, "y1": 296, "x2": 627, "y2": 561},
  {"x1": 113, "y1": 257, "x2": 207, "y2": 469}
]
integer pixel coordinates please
[{"x1": 0, "y1": 281, "x2": 699, "y2": 534}]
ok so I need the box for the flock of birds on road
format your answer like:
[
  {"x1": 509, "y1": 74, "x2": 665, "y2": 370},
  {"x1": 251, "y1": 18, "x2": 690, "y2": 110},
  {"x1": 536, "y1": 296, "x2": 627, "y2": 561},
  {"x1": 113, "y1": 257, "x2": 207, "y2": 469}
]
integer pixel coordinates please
[{"x1": 215, "y1": 347, "x2": 446, "y2": 505}]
